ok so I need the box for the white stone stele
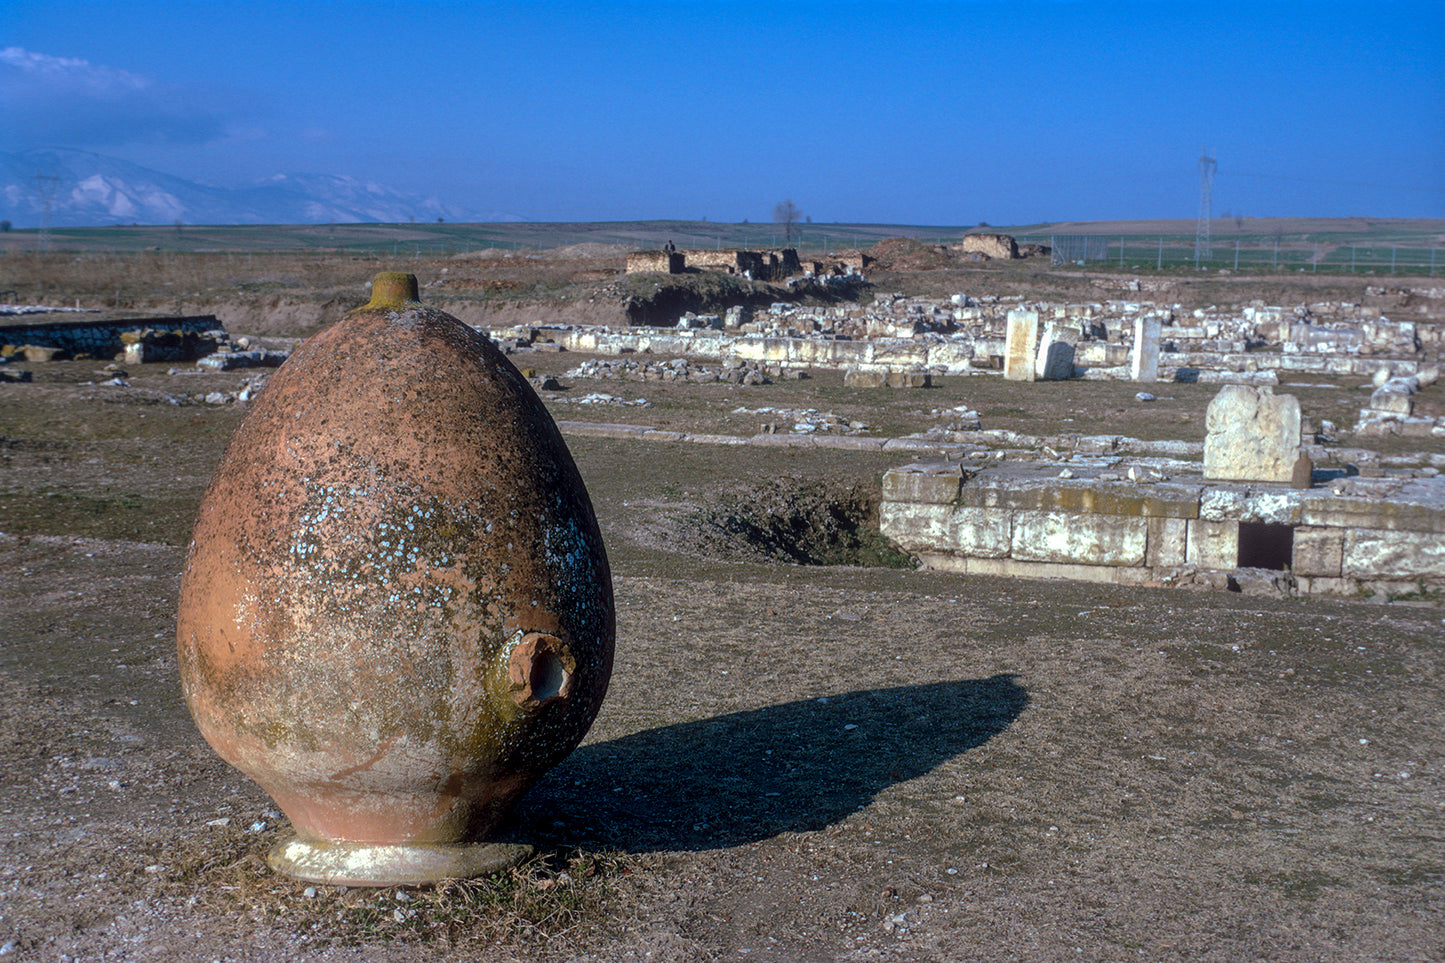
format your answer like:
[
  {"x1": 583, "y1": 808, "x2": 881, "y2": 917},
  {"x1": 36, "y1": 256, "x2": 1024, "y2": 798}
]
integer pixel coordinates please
[
  {"x1": 1202, "y1": 385, "x2": 1313, "y2": 488},
  {"x1": 1003, "y1": 308, "x2": 1040, "y2": 381},
  {"x1": 268, "y1": 836, "x2": 532, "y2": 887},
  {"x1": 1132, "y1": 314, "x2": 1162, "y2": 383}
]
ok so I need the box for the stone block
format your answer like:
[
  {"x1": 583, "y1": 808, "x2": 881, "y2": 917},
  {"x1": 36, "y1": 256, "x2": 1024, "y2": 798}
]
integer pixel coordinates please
[
  {"x1": 843, "y1": 369, "x2": 888, "y2": 388},
  {"x1": 925, "y1": 556, "x2": 1145, "y2": 585},
  {"x1": 1004, "y1": 309, "x2": 1040, "y2": 381},
  {"x1": 1147, "y1": 516, "x2": 1189, "y2": 568},
  {"x1": 881, "y1": 504, "x2": 1012, "y2": 559},
  {"x1": 944, "y1": 507, "x2": 1014, "y2": 558},
  {"x1": 1368, "y1": 382, "x2": 1414, "y2": 416},
  {"x1": 1291, "y1": 527, "x2": 1343, "y2": 577},
  {"x1": 1186, "y1": 519, "x2": 1239, "y2": 570},
  {"x1": 958, "y1": 474, "x2": 1200, "y2": 519},
  {"x1": 1199, "y1": 488, "x2": 1304, "y2": 525},
  {"x1": 20, "y1": 344, "x2": 65, "y2": 362},
  {"x1": 881, "y1": 465, "x2": 964, "y2": 505},
  {"x1": 885, "y1": 370, "x2": 932, "y2": 388},
  {"x1": 1202, "y1": 385, "x2": 1312, "y2": 487},
  {"x1": 1132, "y1": 315, "x2": 1162, "y2": 382},
  {"x1": 1298, "y1": 490, "x2": 1445, "y2": 534},
  {"x1": 1011, "y1": 511, "x2": 1147, "y2": 566},
  {"x1": 1342, "y1": 530, "x2": 1445, "y2": 579},
  {"x1": 1297, "y1": 576, "x2": 1359, "y2": 597}
]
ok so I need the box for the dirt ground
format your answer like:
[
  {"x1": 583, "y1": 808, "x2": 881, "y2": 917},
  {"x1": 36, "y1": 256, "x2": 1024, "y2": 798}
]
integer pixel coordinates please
[{"x1": 2, "y1": 261, "x2": 1443, "y2": 961}]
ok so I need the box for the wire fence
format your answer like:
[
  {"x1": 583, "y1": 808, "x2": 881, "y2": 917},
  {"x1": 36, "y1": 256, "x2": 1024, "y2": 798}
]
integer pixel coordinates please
[
  {"x1": 1027, "y1": 234, "x2": 1441, "y2": 276},
  {"x1": 6, "y1": 227, "x2": 1441, "y2": 276}
]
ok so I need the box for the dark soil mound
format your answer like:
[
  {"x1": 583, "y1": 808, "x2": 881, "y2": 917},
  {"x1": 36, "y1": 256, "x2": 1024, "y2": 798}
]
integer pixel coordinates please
[
  {"x1": 671, "y1": 477, "x2": 914, "y2": 567},
  {"x1": 620, "y1": 271, "x2": 776, "y2": 326},
  {"x1": 865, "y1": 237, "x2": 955, "y2": 271}
]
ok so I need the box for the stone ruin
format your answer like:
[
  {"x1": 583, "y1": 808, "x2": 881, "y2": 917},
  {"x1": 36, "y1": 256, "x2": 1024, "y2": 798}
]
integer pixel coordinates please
[
  {"x1": 7, "y1": 280, "x2": 1440, "y2": 600},
  {"x1": 487, "y1": 289, "x2": 1444, "y2": 599},
  {"x1": 949, "y1": 234, "x2": 1020, "y2": 260},
  {"x1": 530, "y1": 287, "x2": 1442, "y2": 395},
  {"x1": 877, "y1": 379, "x2": 1443, "y2": 600},
  {"x1": 625, "y1": 247, "x2": 804, "y2": 281}
]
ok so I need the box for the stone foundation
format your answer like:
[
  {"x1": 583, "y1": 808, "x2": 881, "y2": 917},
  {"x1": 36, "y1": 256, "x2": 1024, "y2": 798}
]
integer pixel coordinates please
[{"x1": 881, "y1": 462, "x2": 1445, "y2": 599}]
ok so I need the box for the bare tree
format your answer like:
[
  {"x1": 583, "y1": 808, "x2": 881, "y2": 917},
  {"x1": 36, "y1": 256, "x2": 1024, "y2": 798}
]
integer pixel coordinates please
[{"x1": 772, "y1": 199, "x2": 802, "y2": 244}]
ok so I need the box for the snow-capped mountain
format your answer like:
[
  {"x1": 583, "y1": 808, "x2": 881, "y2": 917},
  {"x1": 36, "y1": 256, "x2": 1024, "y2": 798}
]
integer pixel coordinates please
[{"x1": 0, "y1": 149, "x2": 521, "y2": 227}]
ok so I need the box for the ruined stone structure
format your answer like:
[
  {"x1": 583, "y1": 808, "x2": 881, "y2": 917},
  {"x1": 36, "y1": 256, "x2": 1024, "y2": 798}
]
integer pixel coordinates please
[
  {"x1": 880, "y1": 461, "x2": 1445, "y2": 599},
  {"x1": 951, "y1": 234, "x2": 1020, "y2": 260},
  {"x1": 684, "y1": 249, "x2": 769, "y2": 277},
  {"x1": 625, "y1": 248, "x2": 801, "y2": 281},
  {"x1": 529, "y1": 289, "x2": 1440, "y2": 387},
  {"x1": 802, "y1": 251, "x2": 872, "y2": 276},
  {"x1": 0, "y1": 315, "x2": 220, "y2": 360},
  {"x1": 625, "y1": 251, "x2": 684, "y2": 274}
]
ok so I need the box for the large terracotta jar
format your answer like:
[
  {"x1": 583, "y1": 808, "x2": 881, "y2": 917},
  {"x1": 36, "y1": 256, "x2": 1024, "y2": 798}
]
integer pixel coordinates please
[{"x1": 176, "y1": 272, "x2": 614, "y2": 885}]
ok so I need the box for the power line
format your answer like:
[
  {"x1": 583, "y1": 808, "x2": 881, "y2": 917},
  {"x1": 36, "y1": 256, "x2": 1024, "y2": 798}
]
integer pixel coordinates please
[
  {"x1": 33, "y1": 172, "x2": 61, "y2": 252},
  {"x1": 1195, "y1": 147, "x2": 1216, "y2": 265}
]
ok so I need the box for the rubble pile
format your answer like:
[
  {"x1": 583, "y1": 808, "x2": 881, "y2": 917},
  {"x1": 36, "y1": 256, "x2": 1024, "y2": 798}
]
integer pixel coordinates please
[
  {"x1": 732, "y1": 406, "x2": 872, "y2": 435},
  {"x1": 565, "y1": 356, "x2": 807, "y2": 386},
  {"x1": 532, "y1": 289, "x2": 1440, "y2": 384}
]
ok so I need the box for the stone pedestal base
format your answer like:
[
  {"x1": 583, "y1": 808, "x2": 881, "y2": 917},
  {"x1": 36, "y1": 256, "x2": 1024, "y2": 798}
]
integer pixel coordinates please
[{"x1": 267, "y1": 836, "x2": 533, "y2": 887}]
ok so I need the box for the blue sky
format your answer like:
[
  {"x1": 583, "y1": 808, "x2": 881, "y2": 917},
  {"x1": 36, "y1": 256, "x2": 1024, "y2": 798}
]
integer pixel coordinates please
[{"x1": 4, "y1": 0, "x2": 1443, "y2": 224}]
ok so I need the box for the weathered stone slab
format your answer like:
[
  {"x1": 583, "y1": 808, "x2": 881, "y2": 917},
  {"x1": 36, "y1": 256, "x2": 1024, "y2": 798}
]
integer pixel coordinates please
[
  {"x1": 807, "y1": 436, "x2": 886, "y2": 451},
  {"x1": 1298, "y1": 485, "x2": 1445, "y2": 534},
  {"x1": 1202, "y1": 385, "x2": 1312, "y2": 487},
  {"x1": 1291, "y1": 527, "x2": 1343, "y2": 577},
  {"x1": 1012, "y1": 510, "x2": 1147, "y2": 566},
  {"x1": 555, "y1": 421, "x2": 652, "y2": 438},
  {"x1": 1342, "y1": 530, "x2": 1445, "y2": 579},
  {"x1": 1004, "y1": 309, "x2": 1040, "y2": 381},
  {"x1": 1368, "y1": 382, "x2": 1414, "y2": 415},
  {"x1": 1296, "y1": 576, "x2": 1359, "y2": 597},
  {"x1": 921, "y1": 555, "x2": 1151, "y2": 585},
  {"x1": 958, "y1": 472, "x2": 1201, "y2": 519},
  {"x1": 1199, "y1": 488, "x2": 1304, "y2": 525},
  {"x1": 882, "y1": 464, "x2": 965, "y2": 505},
  {"x1": 1186, "y1": 519, "x2": 1239, "y2": 569},
  {"x1": 1132, "y1": 315, "x2": 1162, "y2": 382},
  {"x1": 843, "y1": 369, "x2": 888, "y2": 388},
  {"x1": 1146, "y1": 516, "x2": 1189, "y2": 568},
  {"x1": 679, "y1": 433, "x2": 748, "y2": 446},
  {"x1": 880, "y1": 503, "x2": 1011, "y2": 558},
  {"x1": 885, "y1": 370, "x2": 932, "y2": 388},
  {"x1": 1035, "y1": 323, "x2": 1078, "y2": 380}
]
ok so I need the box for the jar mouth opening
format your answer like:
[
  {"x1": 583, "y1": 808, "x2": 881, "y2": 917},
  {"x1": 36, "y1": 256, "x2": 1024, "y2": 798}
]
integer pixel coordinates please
[{"x1": 368, "y1": 272, "x2": 420, "y2": 308}]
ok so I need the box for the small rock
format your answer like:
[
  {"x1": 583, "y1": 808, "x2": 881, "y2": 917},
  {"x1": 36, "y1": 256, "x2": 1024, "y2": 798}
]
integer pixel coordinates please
[
  {"x1": 303, "y1": 886, "x2": 317, "y2": 898},
  {"x1": 1136, "y1": 392, "x2": 1156, "y2": 402}
]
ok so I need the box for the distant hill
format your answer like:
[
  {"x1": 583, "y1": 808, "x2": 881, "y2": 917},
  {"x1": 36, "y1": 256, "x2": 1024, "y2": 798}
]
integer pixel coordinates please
[{"x1": 0, "y1": 149, "x2": 523, "y2": 228}]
